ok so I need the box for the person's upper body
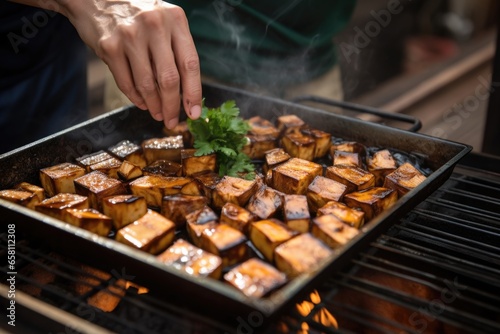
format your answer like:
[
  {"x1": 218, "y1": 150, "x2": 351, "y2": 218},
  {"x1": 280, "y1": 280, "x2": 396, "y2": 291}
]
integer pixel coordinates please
[{"x1": 172, "y1": 0, "x2": 356, "y2": 92}]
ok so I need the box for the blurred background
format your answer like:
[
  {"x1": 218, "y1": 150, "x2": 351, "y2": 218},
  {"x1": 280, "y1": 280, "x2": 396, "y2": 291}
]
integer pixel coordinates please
[{"x1": 87, "y1": 0, "x2": 498, "y2": 152}]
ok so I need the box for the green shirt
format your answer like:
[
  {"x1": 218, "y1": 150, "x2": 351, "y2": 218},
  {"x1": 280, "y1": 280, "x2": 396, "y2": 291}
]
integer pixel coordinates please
[{"x1": 173, "y1": 1, "x2": 356, "y2": 91}]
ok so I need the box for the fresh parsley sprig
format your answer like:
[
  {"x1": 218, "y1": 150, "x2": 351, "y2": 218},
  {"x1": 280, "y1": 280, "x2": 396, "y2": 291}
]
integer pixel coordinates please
[{"x1": 187, "y1": 100, "x2": 255, "y2": 179}]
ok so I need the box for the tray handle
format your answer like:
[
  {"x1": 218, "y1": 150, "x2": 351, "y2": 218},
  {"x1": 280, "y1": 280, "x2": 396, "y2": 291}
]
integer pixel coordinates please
[{"x1": 291, "y1": 95, "x2": 422, "y2": 132}]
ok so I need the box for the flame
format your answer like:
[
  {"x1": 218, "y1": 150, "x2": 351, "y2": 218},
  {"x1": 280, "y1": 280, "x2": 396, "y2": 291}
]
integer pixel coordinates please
[
  {"x1": 125, "y1": 281, "x2": 149, "y2": 295},
  {"x1": 295, "y1": 290, "x2": 339, "y2": 331}
]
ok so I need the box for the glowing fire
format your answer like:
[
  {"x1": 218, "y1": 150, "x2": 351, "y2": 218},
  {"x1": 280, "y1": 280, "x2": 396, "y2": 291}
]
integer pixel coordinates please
[{"x1": 295, "y1": 290, "x2": 339, "y2": 330}]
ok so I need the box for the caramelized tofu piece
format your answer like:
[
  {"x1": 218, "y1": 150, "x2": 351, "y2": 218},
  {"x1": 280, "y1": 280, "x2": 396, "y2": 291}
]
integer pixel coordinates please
[
  {"x1": 193, "y1": 172, "x2": 221, "y2": 205},
  {"x1": 282, "y1": 194, "x2": 310, "y2": 233},
  {"x1": 117, "y1": 160, "x2": 143, "y2": 181},
  {"x1": 274, "y1": 233, "x2": 332, "y2": 278},
  {"x1": 306, "y1": 176, "x2": 348, "y2": 213},
  {"x1": 74, "y1": 171, "x2": 127, "y2": 210},
  {"x1": 39, "y1": 162, "x2": 86, "y2": 197},
  {"x1": 63, "y1": 208, "x2": 112, "y2": 237},
  {"x1": 242, "y1": 134, "x2": 279, "y2": 160},
  {"x1": 317, "y1": 201, "x2": 365, "y2": 229},
  {"x1": 220, "y1": 203, "x2": 256, "y2": 234},
  {"x1": 115, "y1": 209, "x2": 175, "y2": 254},
  {"x1": 224, "y1": 258, "x2": 287, "y2": 298},
  {"x1": 246, "y1": 186, "x2": 283, "y2": 220},
  {"x1": 331, "y1": 141, "x2": 366, "y2": 155},
  {"x1": 311, "y1": 214, "x2": 359, "y2": 249},
  {"x1": 76, "y1": 151, "x2": 114, "y2": 172},
  {"x1": 186, "y1": 206, "x2": 219, "y2": 247},
  {"x1": 108, "y1": 140, "x2": 146, "y2": 168},
  {"x1": 129, "y1": 175, "x2": 196, "y2": 208},
  {"x1": 384, "y1": 162, "x2": 427, "y2": 197},
  {"x1": 15, "y1": 182, "x2": 45, "y2": 201},
  {"x1": 249, "y1": 219, "x2": 298, "y2": 263},
  {"x1": 0, "y1": 189, "x2": 41, "y2": 209},
  {"x1": 276, "y1": 114, "x2": 305, "y2": 133},
  {"x1": 142, "y1": 136, "x2": 184, "y2": 164},
  {"x1": 200, "y1": 224, "x2": 248, "y2": 268},
  {"x1": 143, "y1": 160, "x2": 182, "y2": 177},
  {"x1": 162, "y1": 121, "x2": 193, "y2": 147},
  {"x1": 300, "y1": 127, "x2": 332, "y2": 159},
  {"x1": 332, "y1": 151, "x2": 361, "y2": 167},
  {"x1": 344, "y1": 187, "x2": 398, "y2": 221},
  {"x1": 102, "y1": 195, "x2": 147, "y2": 230},
  {"x1": 325, "y1": 165, "x2": 375, "y2": 193},
  {"x1": 35, "y1": 193, "x2": 89, "y2": 221},
  {"x1": 161, "y1": 194, "x2": 208, "y2": 228},
  {"x1": 181, "y1": 149, "x2": 217, "y2": 176},
  {"x1": 89, "y1": 157, "x2": 122, "y2": 179},
  {"x1": 272, "y1": 158, "x2": 322, "y2": 195},
  {"x1": 247, "y1": 116, "x2": 280, "y2": 137},
  {"x1": 157, "y1": 239, "x2": 222, "y2": 279},
  {"x1": 212, "y1": 176, "x2": 259, "y2": 210},
  {"x1": 262, "y1": 148, "x2": 290, "y2": 174},
  {"x1": 281, "y1": 128, "x2": 316, "y2": 161},
  {"x1": 367, "y1": 149, "x2": 397, "y2": 186}
]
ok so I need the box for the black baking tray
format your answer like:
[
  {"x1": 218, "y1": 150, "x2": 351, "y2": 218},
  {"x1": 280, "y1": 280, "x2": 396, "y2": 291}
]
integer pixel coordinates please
[{"x1": 0, "y1": 82, "x2": 471, "y2": 325}]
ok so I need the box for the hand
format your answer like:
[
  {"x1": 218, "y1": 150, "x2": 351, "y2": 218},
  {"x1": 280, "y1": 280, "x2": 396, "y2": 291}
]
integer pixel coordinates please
[{"x1": 62, "y1": 0, "x2": 202, "y2": 129}]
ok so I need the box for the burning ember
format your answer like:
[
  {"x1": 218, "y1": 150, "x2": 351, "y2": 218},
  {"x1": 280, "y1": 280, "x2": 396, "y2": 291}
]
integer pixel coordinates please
[{"x1": 295, "y1": 290, "x2": 338, "y2": 331}]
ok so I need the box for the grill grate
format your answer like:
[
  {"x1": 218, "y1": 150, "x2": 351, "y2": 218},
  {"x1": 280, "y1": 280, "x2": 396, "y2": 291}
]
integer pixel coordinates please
[{"x1": 1, "y1": 164, "x2": 500, "y2": 334}]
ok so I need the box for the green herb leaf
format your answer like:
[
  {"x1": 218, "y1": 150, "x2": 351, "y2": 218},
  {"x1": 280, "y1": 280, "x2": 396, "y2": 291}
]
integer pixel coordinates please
[{"x1": 187, "y1": 100, "x2": 255, "y2": 178}]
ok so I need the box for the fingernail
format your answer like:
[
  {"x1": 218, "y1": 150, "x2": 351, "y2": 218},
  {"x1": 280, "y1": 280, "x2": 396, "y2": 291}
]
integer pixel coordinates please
[
  {"x1": 190, "y1": 105, "x2": 201, "y2": 119},
  {"x1": 152, "y1": 113, "x2": 163, "y2": 121},
  {"x1": 166, "y1": 119, "x2": 178, "y2": 129}
]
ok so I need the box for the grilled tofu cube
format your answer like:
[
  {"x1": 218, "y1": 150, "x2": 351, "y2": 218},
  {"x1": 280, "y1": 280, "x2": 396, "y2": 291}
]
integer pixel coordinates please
[
  {"x1": 62, "y1": 208, "x2": 112, "y2": 237},
  {"x1": 281, "y1": 128, "x2": 316, "y2": 161},
  {"x1": 344, "y1": 187, "x2": 398, "y2": 221},
  {"x1": 39, "y1": 162, "x2": 86, "y2": 197},
  {"x1": 117, "y1": 160, "x2": 143, "y2": 181},
  {"x1": 311, "y1": 214, "x2": 360, "y2": 249},
  {"x1": 274, "y1": 233, "x2": 332, "y2": 278},
  {"x1": 276, "y1": 114, "x2": 305, "y2": 133},
  {"x1": 300, "y1": 127, "x2": 332, "y2": 159},
  {"x1": 306, "y1": 176, "x2": 348, "y2": 213},
  {"x1": 332, "y1": 151, "x2": 361, "y2": 167},
  {"x1": 249, "y1": 219, "x2": 298, "y2": 263},
  {"x1": 115, "y1": 209, "x2": 175, "y2": 254},
  {"x1": 331, "y1": 141, "x2": 366, "y2": 155},
  {"x1": 157, "y1": 239, "x2": 222, "y2": 279},
  {"x1": 246, "y1": 186, "x2": 283, "y2": 220},
  {"x1": 317, "y1": 201, "x2": 365, "y2": 229},
  {"x1": 242, "y1": 134, "x2": 279, "y2": 160},
  {"x1": 212, "y1": 176, "x2": 259, "y2": 210},
  {"x1": 200, "y1": 224, "x2": 248, "y2": 268},
  {"x1": 35, "y1": 193, "x2": 89, "y2": 221},
  {"x1": 384, "y1": 162, "x2": 427, "y2": 197},
  {"x1": 108, "y1": 140, "x2": 147, "y2": 168},
  {"x1": 247, "y1": 116, "x2": 280, "y2": 137},
  {"x1": 161, "y1": 194, "x2": 208, "y2": 228},
  {"x1": 143, "y1": 160, "x2": 182, "y2": 177},
  {"x1": 193, "y1": 172, "x2": 222, "y2": 205},
  {"x1": 89, "y1": 157, "x2": 122, "y2": 179},
  {"x1": 325, "y1": 165, "x2": 375, "y2": 193},
  {"x1": 224, "y1": 258, "x2": 287, "y2": 298},
  {"x1": 272, "y1": 158, "x2": 322, "y2": 195},
  {"x1": 129, "y1": 175, "x2": 197, "y2": 208},
  {"x1": 181, "y1": 149, "x2": 217, "y2": 176},
  {"x1": 142, "y1": 135, "x2": 184, "y2": 164},
  {"x1": 262, "y1": 148, "x2": 290, "y2": 174},
  {"x1": 102, "y1": 195, "x2": 148, "y2": 230},
  {"x1": 186, "y1": 206, "x2": 219, "y2": 247},
  {"x1": 162, "y1": 121, "x2": 193, "y2": 147},
  {"x1": 220, "y1": 203, "x2": 256, "y2": 234},
  {"x1": 0, "y1": 189, "x2": 41, "y2": 209},
  {"x1": 74, "y1": 171, "x2": 127, "y2": 210},
  {"x1": 282, "y1": 194, "x2": 310, "y2": 233},
  {"x1": 76, "y1": 151, "x2": 114, "y2": 172},
  {"x1": 15, "y1": 182, "x2": 45, "y2": 201},
  {"x1": 367, "y1": 149, "x2": 397, "y2": 186}
]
